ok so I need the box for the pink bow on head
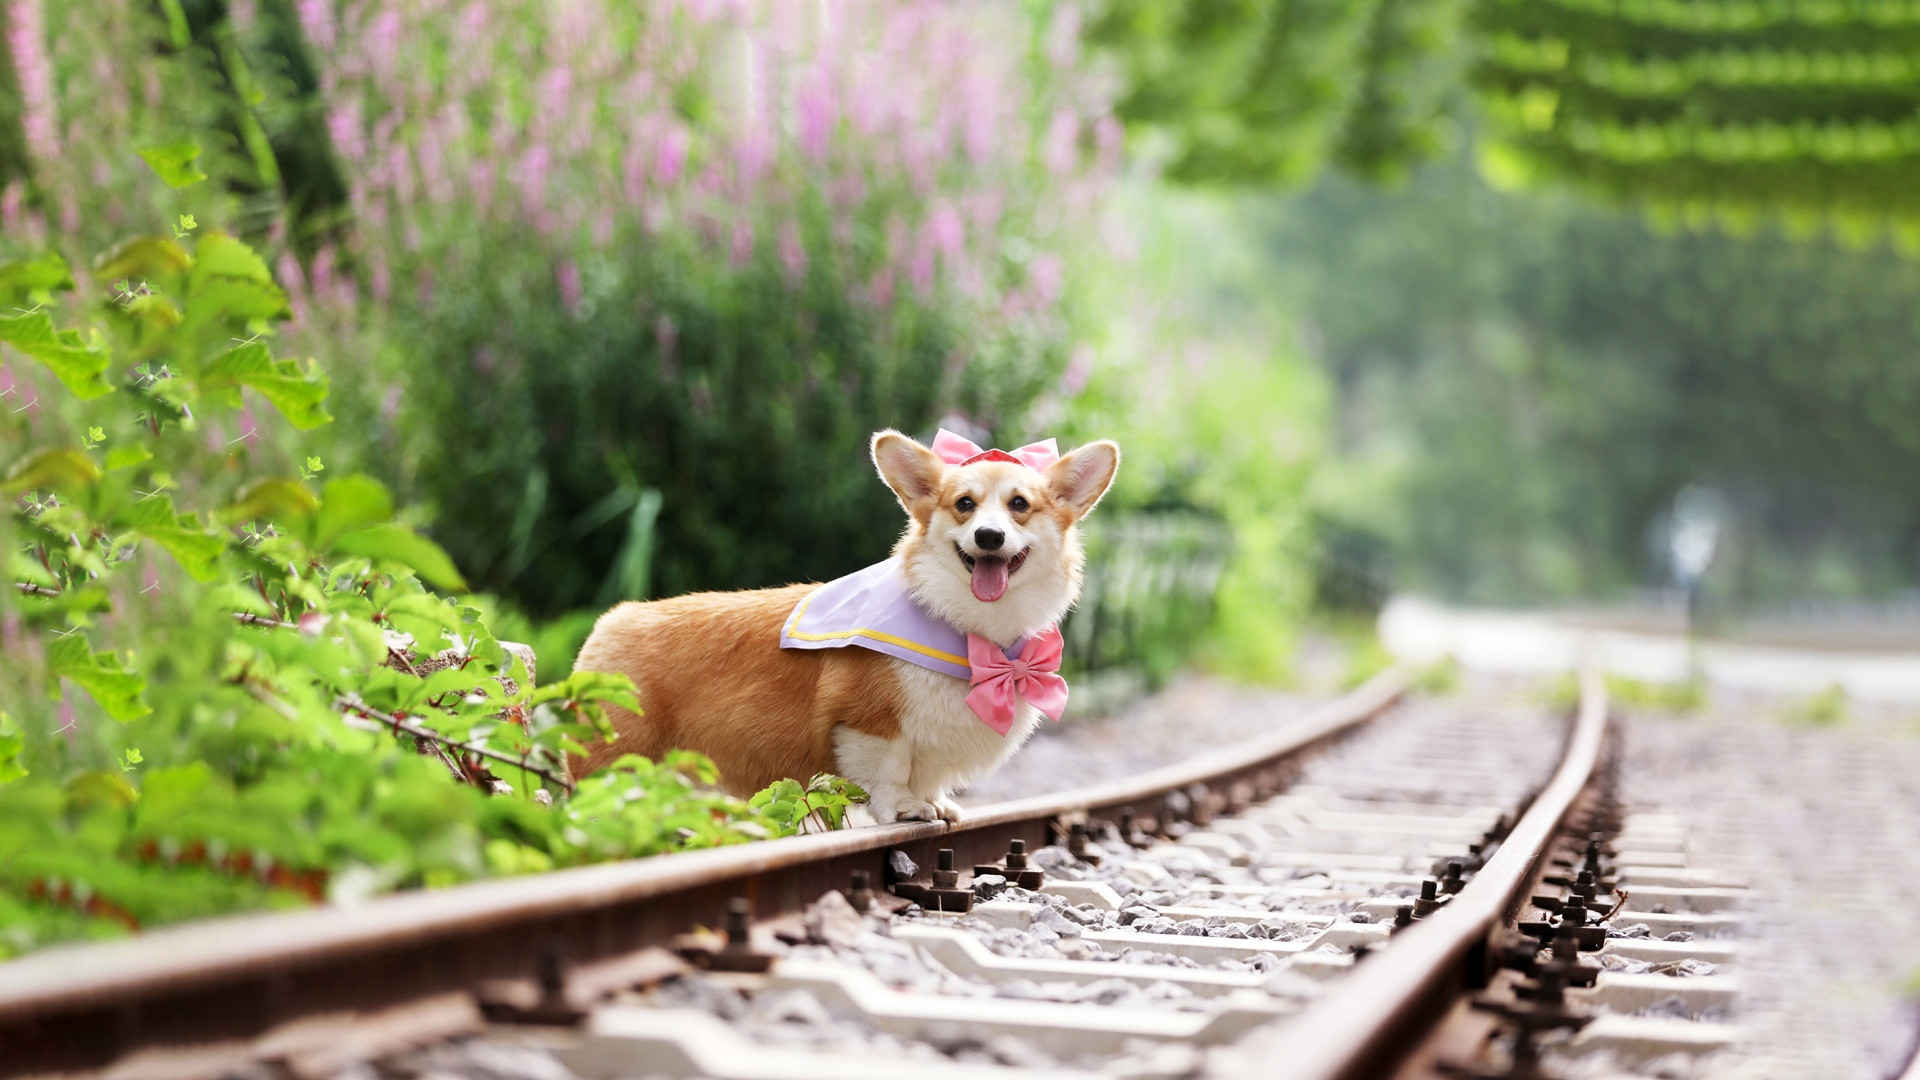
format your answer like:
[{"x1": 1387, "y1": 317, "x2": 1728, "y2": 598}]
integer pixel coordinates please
[
  {"x1": 933, "y1": 428, "x2": 1060, "y2": 472},
  {"x1": 964, "y1": 627, "x2": 1069, "y2": 735}
]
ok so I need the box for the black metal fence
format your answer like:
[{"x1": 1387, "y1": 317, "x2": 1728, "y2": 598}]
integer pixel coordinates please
[{"x1": 1061, "y1": 511, "x2": 1234, "y2": 714}]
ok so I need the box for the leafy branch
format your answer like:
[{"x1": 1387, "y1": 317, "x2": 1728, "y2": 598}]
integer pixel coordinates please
[{"x1": 335, "y1": 695, "x2": 575, "y2": 797}]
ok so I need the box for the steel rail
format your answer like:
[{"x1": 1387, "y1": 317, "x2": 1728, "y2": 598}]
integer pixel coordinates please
[
  {"x1": 1253, "y1": 667, "x2": 1610, "y2": 1080},
  {"x1": 0, "y1": 666, "x2": 1411, "y2": 1075}
]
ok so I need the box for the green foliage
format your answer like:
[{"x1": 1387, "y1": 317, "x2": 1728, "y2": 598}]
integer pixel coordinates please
[
  {"x1": 1272, "y1": 140, "x2": 1920, "y2": 607},
  {"x1": 1087, "y1": 0, "x2": 1461, "y2": 186},
  {"x1": 1334, "y1": 621, "x2": 1396, "y2": 691},
  {"x1": 1540, "y1": 672, "x2": 1705, "y2": 714},
  {"x1": 747, "y1": 774, "x2": 872, "y2": 835},
  {"x1": 1064, "y1": 186, "x2": 1327, "y2": 684},
  {"x1": 137, "y1": 142, "x2": 209, "y2": 189},
  {"x1": 368, "y1": 231, "x2": 1063, "y2": 615},
  {"x1": 1416, "y1": 656, "x2": 1462, "y2": 695},
  {"x1": 1783, "y1": 683, "x2": 1850, "y2": 728},
  {"x1": 0, "y1": 162, "x2": 862, "y2": 959},
  {"x1": 1471, "y1": 0, "x2": 1920, "y2": 232}
]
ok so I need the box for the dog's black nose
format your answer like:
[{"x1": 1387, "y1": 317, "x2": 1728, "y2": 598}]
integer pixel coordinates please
[{"x1": 974, "y1": 527, "x2": 1005, "y2": 551}]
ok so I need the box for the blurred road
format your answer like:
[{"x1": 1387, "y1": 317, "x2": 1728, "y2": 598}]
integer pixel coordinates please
[{"x1": 1380, "y1": 597, "x2": 1920, "y2": 704}]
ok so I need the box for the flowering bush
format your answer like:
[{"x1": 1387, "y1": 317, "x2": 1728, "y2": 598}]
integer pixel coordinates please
[{"x1": 287, "y1": 0, "x2": 1121, "y2": 609}]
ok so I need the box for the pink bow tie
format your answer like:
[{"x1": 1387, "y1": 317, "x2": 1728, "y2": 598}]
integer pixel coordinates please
[
  {"x1": 933, "y1": 428, "x2": 1060, "y2": 472},
  {"x1": 964, "y1": 627, "x2": 1069, "y2": 735}
]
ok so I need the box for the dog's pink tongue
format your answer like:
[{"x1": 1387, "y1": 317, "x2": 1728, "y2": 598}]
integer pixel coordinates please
[{"x1": 971, "y1": 557, "x2": 1010, "y2": 602}]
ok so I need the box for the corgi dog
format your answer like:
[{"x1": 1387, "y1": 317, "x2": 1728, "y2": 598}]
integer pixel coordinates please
[{"x1": 571, "y1": 428, "x2": 1120, "y2": 823}]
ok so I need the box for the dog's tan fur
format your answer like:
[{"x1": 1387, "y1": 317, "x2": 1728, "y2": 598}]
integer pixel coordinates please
[
  {"x1": 573, "y1": 430, "x2": 1119, "y2": 818},
  {"x1": 572, "y1": 586, "x2": 905, "y2": 792}
]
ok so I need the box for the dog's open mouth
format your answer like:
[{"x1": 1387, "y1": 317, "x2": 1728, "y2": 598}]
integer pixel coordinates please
[{"x1": 956, "y1": 543, "x2": 1029, "y2": 603}]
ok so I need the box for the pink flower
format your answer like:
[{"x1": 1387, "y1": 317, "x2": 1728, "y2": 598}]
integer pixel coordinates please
[
  {"x1": 0, "y1": 182, "x2": 22, "y2": 232},
  {"x1": 1060, "y1": 345, "x2": 1093, "y2": 396},
  {"x1": 327, "y1": 104, "x2": 365, "y2": 164},
  {"x1": 1044, "y1": 109, "x2": 1078, "y2": 176},
  {"x1": 655, "y1": 124, "x2": 689, "y2": 187},
  {"x1": 1095, "y1": 113, "x2": 1125, "y2": 172},
  {"x1": 729, "y1": 219, "x2": 754, "y2": 267},
  {"x1": 536, "y1": 67, "x2": 573, "y2": 125},
  {"x1": 367, "y1": 9, "x2": 403, "y2": 88},
  {"x1": 866, "y1": 269, "x2": 895, "y2": 310},
  {"x1": 926, "y1": 202, "x2": 964, "y2": 259},
  {"x1": 275, "y1": 252, "x2": 307, "y2": 293},
  {"x1": 516, "y1": 142, "x2": 551, "y2": 220},
  {"x1": 7, "y1": 0, "x2": 60, "y2": 161},
  {"x1": 733, "y1": 124, "x2": 773, "y2": 187},
  {"x1": 778, "y1": 220, "x2": 806, "y2": 284},
  {"x1": 457, "y1": 1, "x2": 489, "y2": 45},
  {"x1": 296, "y1": 0, "x2": 334, "y2": 50},
  {"x1": 1028, "y1": 252, "x2": 1064, "y2": 307},
  {"x1": 796, "y1": 66, "x2": 837, "y2": 160},
  {"x1": 370, "y1": 257, "x2": 391, "y2": 303},
  {"x1": 556, "y1": 258, "x2": 584, "y2": 313},
  {"x1": 623, "y1": 140, "x2": 649, "y2": 205},
  {"x1": 909, "y1": 247, "x2": 935, "y2": 294},
  {"x1": 1047, "y1": 3, "x2": 1082, "y2": 68}
]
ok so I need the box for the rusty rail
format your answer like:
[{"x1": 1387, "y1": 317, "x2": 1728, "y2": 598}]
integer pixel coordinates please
[
  {"x1": 0, "y1": 666, "x2": 1412, "y2": 1075},
  {"x1": 1253, "y1": 667, "x2": 1610, "y2": 1080}
]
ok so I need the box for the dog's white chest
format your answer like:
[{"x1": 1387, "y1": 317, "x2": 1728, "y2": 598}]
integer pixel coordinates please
[{"x1": 890, "y1": 661, "x2": 1042, "y2": 792}]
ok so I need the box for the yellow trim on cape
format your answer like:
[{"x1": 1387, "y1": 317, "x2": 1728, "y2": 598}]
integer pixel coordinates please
[{"x1": 782, "y1": 587, "x2": 970, "y2": 667}]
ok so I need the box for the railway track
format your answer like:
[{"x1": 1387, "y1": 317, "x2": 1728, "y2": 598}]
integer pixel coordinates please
[{"x1": 0, "y1": 668, "x2": 1758, "y2": 1079}]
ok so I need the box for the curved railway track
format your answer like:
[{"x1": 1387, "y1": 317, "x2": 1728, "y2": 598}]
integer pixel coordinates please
[{"x1": 0, "y1": 667, "x2": 1757, "y2": 1079}]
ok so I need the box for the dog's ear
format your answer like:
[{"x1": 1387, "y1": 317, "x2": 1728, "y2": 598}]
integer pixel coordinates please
[
  {"x1": 1046, "y1": 439, "x2": 1120, "y2": 521},
  {"x1": 872, "y1": 430, "x2": 945, "y2": 523}
]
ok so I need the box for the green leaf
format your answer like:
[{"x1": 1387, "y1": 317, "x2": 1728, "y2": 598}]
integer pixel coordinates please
[
  {"x1": 126, "y1": 496, "x2": 226, "y2": 581},
  {"x1": 193, "y1": 231, "x2": 274, "y2": 285},
  {"x1": 314, "y1": 474, "x2": 395, "y2": 546},
  {"x1": 200, "y1": 342, "x2": 331, "y2": 429},
  {"x1": 138, "y1": 141, "x2": 207, "y2": 188},
  {"x1": 0, "y1": 310, "x2": 112, "y2": 399},
  {"x1": 48, "y1": 635, "x2": 151, "y2": 723},
  {"x1": 94, "y1": 235, "x2": 193, "y2": 282},
  {"x1": 65, "y1": 770, "x2": 140, "y2": 810},
  {"x1": 331, "y1": 524, "x2": 468, "y2": 591},
  {"x1": 104, "y1": 444, "x2": 154, "y2": 471},
  {"x1": 188, "y1": 232, "x2": 288, "y2": 323},
  {"x1": 222, "y1": 477, "x2": 321, "y2": 523},
  {"x1": 2, "y1": 448, "x2": 102, "y2": 494},
  {"x1": 0, "y1": 714, "x2": 25, "y2": 786},
  {"x1": 0, "y1": 251, "x2": 73, "y2": 306}
]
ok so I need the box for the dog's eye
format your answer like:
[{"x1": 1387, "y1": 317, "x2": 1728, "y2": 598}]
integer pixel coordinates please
[
  {"x1": 955, "y1": 496, "x2": 975, "y2": 513},
  {"x1": 1009, "y1": 495, "x2": 1029, "y2": 512}
]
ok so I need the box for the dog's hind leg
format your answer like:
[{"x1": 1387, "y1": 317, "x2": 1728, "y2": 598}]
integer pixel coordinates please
[{"x1": 834, "y1": 728, "x2": 937, "y2": 823}]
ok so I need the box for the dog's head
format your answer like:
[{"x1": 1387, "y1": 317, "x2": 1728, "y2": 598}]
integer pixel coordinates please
[{"x1": 872, "y1": 429, "x2": 1120, "y2": 645}]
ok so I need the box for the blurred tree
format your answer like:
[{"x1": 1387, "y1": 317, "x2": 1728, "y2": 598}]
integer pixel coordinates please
[
  {"x1": 1086, "y1": 0, "x2": 1465, "y2": 185},
  {"x1": 1471, "y1": 0, "x2": 1920, "y2": 233},
  {"x1": 1274, "y1": 143, "x2": 1920, "y2": 605}
]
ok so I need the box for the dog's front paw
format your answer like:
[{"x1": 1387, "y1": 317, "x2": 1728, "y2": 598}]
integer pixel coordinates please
[{"x1": 932, "y1": 795, "x2": 964, "y2": 823}]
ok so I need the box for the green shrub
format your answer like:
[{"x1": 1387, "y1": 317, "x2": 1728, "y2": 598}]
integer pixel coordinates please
[
  {"x1": 1783, "y1": 684, "x2": 1850, "y2": 729},
  {"x1": 0, "y1": 159, "x2": 861, "y2": 959}
]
